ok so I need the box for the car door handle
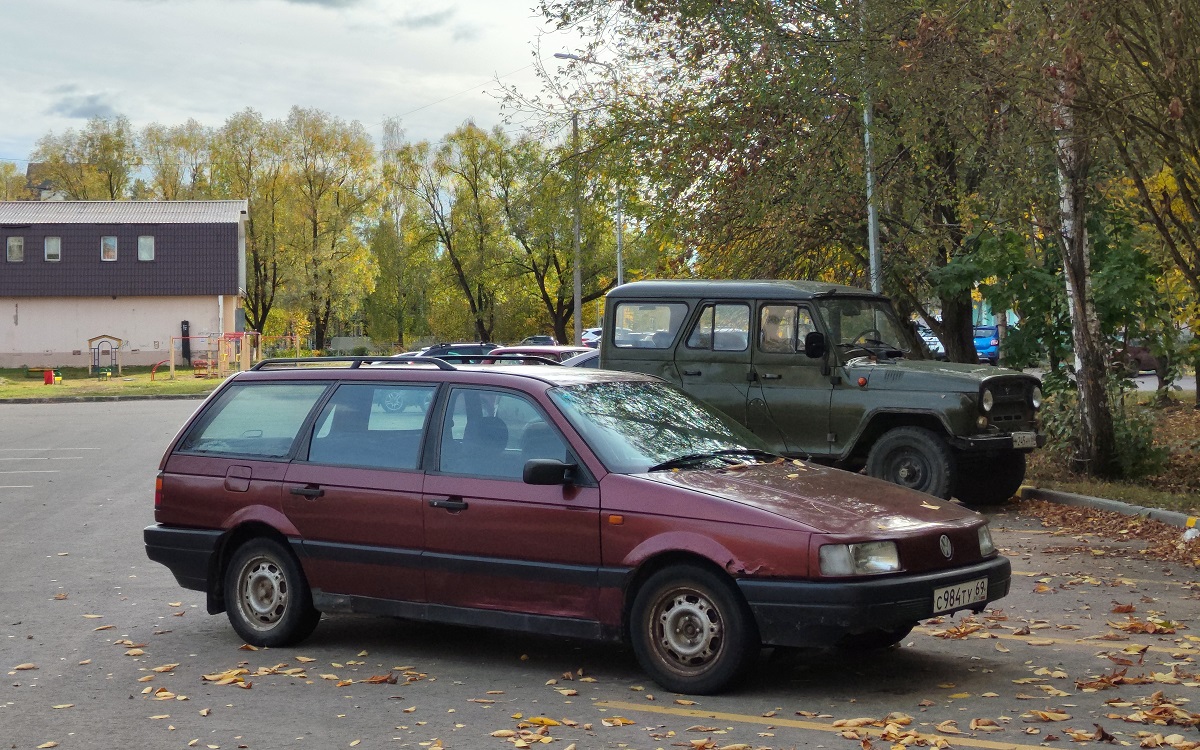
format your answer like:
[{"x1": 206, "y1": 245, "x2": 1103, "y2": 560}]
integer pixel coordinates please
[
  {"x1": 762, "y1": 373, "x2": 782, "y2": 380},
  {"x1": 682, "y1": 369, "x2": 702, "y2": 376},
  {"x1": 289, "y1": 486, "x2": 324, "y2": 498},
  {"x1": 429, "y1": 496, "x2": 469, "y2": 511}
]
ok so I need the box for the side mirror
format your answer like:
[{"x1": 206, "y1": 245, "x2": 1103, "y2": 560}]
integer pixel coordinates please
[
  {"x1": 804, "y1": 331, "x2": 826, "y2": 359},
  {"x1": 523, "y1": 458, "x2": 577, "y2": 485}
]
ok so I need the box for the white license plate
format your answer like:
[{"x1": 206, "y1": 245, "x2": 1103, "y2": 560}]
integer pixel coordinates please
[
  {"x1": 1012, "y1": 431, "x2": 1038, "y2": 449},
  {"x1": 933, "y1": 578, "x2": 988, "y2": 613}
]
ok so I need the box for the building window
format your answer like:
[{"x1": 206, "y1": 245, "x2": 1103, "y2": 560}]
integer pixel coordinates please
[
  {"x1": 137, "y1": 235, "x2": 155, "y2": 261},
  {"x1": 6, "y1": 237, "x2": 24, "y2": 262},
  {"x1": 101, "y1": 236, "x2": 118, "y2": 262},
  {"x1": 45, "y1": 237, "x2": 61, "y2": 262}
]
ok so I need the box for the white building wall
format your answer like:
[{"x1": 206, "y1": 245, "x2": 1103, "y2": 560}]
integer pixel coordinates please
[{"x1": 0, "y1": 295, "x2": 237, "y2": 368}]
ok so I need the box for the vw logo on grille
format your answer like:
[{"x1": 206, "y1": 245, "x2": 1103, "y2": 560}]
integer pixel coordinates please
[{"x1": 939, "y1": 535, "x2": 953, "y2": 559}]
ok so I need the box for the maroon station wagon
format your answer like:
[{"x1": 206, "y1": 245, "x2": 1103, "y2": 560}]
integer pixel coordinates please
[{"x1": 145, "y1": 357, "x2": 1010, "y2": 694}]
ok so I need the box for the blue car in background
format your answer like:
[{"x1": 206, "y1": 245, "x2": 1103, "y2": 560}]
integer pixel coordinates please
[{"x1": 974, "y1": 325, "x2": 1000, "y2": 365}]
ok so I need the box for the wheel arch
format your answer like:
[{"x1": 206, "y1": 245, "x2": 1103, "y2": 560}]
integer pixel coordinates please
[
  {"x1": 207, "y1": 522, "x2": 298, "y2": 615},
  {"x1": 847, "y1": 410, "x2": 951, "y2": 461},
  {"x1": 619, "y1": 550, "x2": 752, "y2": 643}
]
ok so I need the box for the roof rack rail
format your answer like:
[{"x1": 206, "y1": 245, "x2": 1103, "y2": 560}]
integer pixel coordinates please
[{"x1": 250, "y1": 356, "x2": 458, "y2": 371}]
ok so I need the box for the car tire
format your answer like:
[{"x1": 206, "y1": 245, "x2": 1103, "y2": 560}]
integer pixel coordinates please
[
  {"x1": 865, "y1": 427, "x2": 955, "y2": 499},
  {"x1": 837, "y1": 623, "x2": 915, "y2": 650},
  {"x1": 224, "y1": 538, "x2": 320, "y2": 647},
  {"x1": 381, "y1": 390, "x2": 406, "y2": 412},
  {"x1": 955, "y1": 452, "x2": 1026, "y2": 506},
  {"x1": 629, "y1": 565, "x2": 759, "y2": 695}
]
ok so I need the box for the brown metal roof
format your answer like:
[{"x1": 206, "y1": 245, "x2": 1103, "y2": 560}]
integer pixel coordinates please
[{"x1": 0, "y1": 200, "x2": 247, "y2": 224}]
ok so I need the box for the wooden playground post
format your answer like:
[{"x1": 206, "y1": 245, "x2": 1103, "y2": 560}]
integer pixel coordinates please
[{"x1": 169, "y1": 338, "x2": 176, "y2": 380}]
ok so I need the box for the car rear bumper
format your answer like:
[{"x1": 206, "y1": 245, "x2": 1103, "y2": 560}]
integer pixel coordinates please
[
  {"x1": 144, "y1": 524, "x2": 222, "y2": 593},
  {"x1": 737, "y1": 556, "x2": 1011, "y2": 648}
]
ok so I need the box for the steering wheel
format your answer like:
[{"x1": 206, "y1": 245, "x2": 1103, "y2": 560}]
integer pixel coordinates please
[{"x1": 850, "y1": 328, "x2": 885, "y2": 346}]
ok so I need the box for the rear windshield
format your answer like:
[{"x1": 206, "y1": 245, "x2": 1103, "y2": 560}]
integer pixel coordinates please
[{"x1": 179, "y1": 382, "x2": 328, "y2": 458}]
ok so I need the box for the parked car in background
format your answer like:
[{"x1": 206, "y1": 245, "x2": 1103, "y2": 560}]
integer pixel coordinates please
[
  {"x1": 484, "y1": 345, "x2": 593, "y2": 364},
  {"x1": 415, "y1": 342, "x2": 499, "y2": 363},
  {"x1": 520, "y1": 335, "x2": 557, "y2": 346},
  {"x1": 916, "y1": 325, "x2": 947, "y2": 360},
  {"x1": 145, "y1": 356, "x2": 1010, "y2": 694},
  {"x1": 561, "y1": 349, "x2": 599, "y2": 368},
  {"x1": 973, "y1": 326, "x2": 1000, "y2": 365},
  {"x1": 581, "y1": 327, "x2": 603, "y2": 348}
]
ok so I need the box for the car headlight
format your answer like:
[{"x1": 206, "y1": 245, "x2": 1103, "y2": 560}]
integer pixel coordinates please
[
  {"x1": 819, "y1": 541, "x2": 900, "y2": 576},
  {"x1": 1030, "y1": 386, "x2": 1042, "y2": 410},
  {"x1": 981, "y1": 388, "x2": 994, "y2": 412},
  {"x1": 978, "y1": 525, "x2": 996, "y2": 556}
]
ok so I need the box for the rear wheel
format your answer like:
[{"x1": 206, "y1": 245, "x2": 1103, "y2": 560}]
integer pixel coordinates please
[
  {"x1": 224, "y1": 538, "x2": 320, "y2": 647},
  {"x1": 629, "y1": 565, "x2": 758, "y2": 695},
  {"x1": 865, "y1": 427, "x2": 955, "y2": 499},
  {"x1": 955, "y1": 452, "x2": 1026, "y2": 506}
]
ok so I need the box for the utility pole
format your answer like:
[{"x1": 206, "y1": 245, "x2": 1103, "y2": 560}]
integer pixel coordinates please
[
  {"x1": 571, "y1": 111, "x2": 582, "y2": 346},
  {"x1": 554, "y1": 51, "x2": 623, "y2": 288},
  {"x1": 862, "y1": 0, "x2": 882, "y2": 294}
]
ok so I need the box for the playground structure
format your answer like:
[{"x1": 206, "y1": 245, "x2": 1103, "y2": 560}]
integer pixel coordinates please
[
  {"x1": 88, "y1": 334, "x2": 123, "y2": 379},
  {"x1": 165, "y1": 333, "x2": 300, "y2": 379}
]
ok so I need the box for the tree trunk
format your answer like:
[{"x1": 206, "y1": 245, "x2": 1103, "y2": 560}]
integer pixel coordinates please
[
  {"x1": 939, "y1": 293, "x2": 976, "y2": 364},
  {"x1": 1055, "y1": 87, "x2": 1117, "y2": 476}
]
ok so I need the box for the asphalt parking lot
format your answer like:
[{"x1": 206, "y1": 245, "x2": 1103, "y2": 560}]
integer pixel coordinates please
[{"x1": 2, "y1": 400, "x2": 1198, "y2": 749}]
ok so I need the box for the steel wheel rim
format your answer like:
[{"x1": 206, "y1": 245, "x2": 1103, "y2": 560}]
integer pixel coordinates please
[
  {"x1": 649, "y1": 586, "x2": 724, "y2": 674},
  {"x1": 237, "y1": 555, "x2": 289, "y2": 630},
  {"x1": 886, "y1": 448, "x2": 929, "y2": 490}
]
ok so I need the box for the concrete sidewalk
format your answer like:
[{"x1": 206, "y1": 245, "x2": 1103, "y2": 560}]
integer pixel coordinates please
[{"x1": 1018, "y1": 485, "x2": 1199, "y2": 531}]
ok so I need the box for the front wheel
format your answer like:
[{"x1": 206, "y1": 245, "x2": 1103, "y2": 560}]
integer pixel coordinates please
[
  {"x1": 224, "y1": 537, "x2": 320, "y2": 647},
  {"x1": 629, "y1": 565, "x2": 759, "y2": 695},
  {"x1": 865, "y1": 427, "x2": 955, "y2": 499},
  {"x1": 955, "y1": 452, "x2": 1026, "y2": 506}
]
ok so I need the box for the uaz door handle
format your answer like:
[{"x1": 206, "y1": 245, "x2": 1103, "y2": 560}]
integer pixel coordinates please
[
  {"x1": 429, "y1": 496, "x2": 469, "y2": 511},
  {"x1": 289, "y1": 486, "x2": 324, "y2": 498},
  {"x1": 682, "y1": 369, "x2": 702, "y2": 376},
  {"x1": 761, "y1": 373, "x2": 782, "y2": 380}
]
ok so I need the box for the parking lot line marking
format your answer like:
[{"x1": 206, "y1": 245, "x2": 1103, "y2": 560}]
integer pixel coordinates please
[
  {"x1": 0, "y1": 470, "x2": 59, "y2": 474},
  {"x1": 0, "y1": 448, "x2": 100, "y2": 451},
  {"x1": 913, "y1": 627, "x2": 1191, "y2": 655},
  {"x1": 595, "y1": 700, "x2": 1048, "y2": 750},
  {"x1": 0, "y1": 456, "x2": 82, "y2": 461},
  {"x1": 0, "y1": 485, "x2": 34, "y2": 488}
]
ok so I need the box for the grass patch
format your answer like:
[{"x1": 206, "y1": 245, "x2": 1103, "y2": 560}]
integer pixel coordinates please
[
  {"x1": 0, "y1": 366, "x2": 223, "y2": 399},
  {"x1": 1027, "y1": 390, "x2": 1200, "y2": 515}
]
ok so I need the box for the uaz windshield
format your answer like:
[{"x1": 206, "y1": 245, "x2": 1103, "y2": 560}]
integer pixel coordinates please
[{"x1": 815, "y1": 297, "x2": 921, "y2": 357}]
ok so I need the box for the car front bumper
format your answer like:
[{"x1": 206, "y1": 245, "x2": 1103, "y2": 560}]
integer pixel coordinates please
[{"x1": 737, "y1": 556, "x2": 1011, "y2": 648}]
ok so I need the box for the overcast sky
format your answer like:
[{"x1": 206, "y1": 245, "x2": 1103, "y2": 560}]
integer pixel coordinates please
[{"x1": 0, "y1": 0, "x2": 570, "y2": 168}]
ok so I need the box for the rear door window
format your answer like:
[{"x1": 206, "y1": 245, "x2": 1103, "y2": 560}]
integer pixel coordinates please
[
  {"x1": 306, "y1": 383, "x2": 436, "y2": 470},
  {"x1": 179, "y1": 383, "x2": 329, "y2": 458},
  {"x1": 686, "y1": 303, "x2": 750, "y2": 351}
]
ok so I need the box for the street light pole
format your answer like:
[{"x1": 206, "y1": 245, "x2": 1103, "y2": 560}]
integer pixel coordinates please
[
  {"x1": 554, "y1": 51, "x2": 623, "y2": 288},
  {"x1": 571, "y1": 110, "x2": 582, "y2": 346}
]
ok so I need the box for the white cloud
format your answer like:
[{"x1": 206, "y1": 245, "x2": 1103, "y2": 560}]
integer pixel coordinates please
[{"x1": 0, "y1": 0, "x2": 563, "y2": 163}]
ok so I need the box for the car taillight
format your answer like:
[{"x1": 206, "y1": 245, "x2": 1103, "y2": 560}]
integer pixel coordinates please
[{"x1": 154, "y1": 474, "x2": 164, "y2": 508}]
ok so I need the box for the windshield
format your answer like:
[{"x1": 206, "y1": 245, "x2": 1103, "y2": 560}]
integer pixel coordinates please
[
  {"x1": 547, "y1": 381, "x2": 767, "y2": 474},
  {"x1": 814, "y1": 297, "x2": 921, "y2": 358}
]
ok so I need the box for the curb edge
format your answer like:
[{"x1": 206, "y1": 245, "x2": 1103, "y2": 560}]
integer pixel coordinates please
[{"x1": 1017, "y1": 485, "x2": 1198, "y2": 530}]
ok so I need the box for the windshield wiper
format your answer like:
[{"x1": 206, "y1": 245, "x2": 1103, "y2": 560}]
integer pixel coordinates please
[
  {"x1": 648, "y1": 448, "x2": 779, "y2": 472},
  {"x1": 837, "y1": 340, "x2": 907, "y2": 358}
]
